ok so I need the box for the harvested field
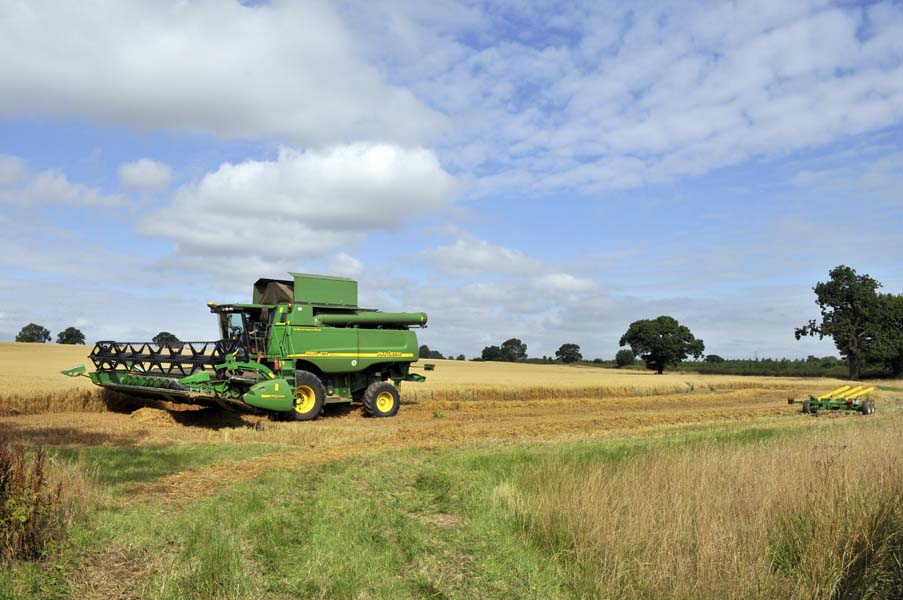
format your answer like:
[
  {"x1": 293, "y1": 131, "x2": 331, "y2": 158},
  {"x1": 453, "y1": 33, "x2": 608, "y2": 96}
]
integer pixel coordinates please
[
  {"x1": 0, "y1": 342, "x2": 864, "y2": 415},
  {"x1": 3, "y1": 342, "x2": 901, "y2": 599},
  {"x1": 0, "y1": 344, "x2": 884, "y2": 505}
]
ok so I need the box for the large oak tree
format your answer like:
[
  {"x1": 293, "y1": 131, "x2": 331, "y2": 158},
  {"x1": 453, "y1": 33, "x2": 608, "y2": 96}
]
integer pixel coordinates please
[
  {"x1": 619, "y1": 316, "x2": 704, "y2": 374},
  {"x1": 795, "y1": 265, "x2": 882, "y2": 380}
]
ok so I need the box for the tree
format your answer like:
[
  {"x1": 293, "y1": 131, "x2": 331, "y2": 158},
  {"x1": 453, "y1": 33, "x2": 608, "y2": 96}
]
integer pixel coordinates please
[
  {"x1": 615, "y1": 348, "x2": 635, "y2": 368},
  {"x1": 555, "y1": 343, "x2": 582, "y2": 363},
  {"x1": 456, "y1": 354, "x2": 465, "y2": 361},
  {"x1": 419, "y1": 345, "x2": 445, "y2": 359},
  {"x1": 619, "y1": 316, "x2": 704, "y2": 374},
  {"x1": 56, "y1": 327, "x2": 85, "y2": 345},
  {"x1": 15, "y1": 323, "x2": 51, "y2": 343},
  {"x1": 795, "y1": 265, "x2": 883, "y2": 380},
  {"x1": 481, "y1": 345, "x2": 503, "y2": 361},
  {"x1": 870, "y1": 293, "x2": 903, "y2": 377},
  {"x1": 704, "y1": 354, "x2": 725, "y2": 363},
  {"x1": 153, "y1": 331, "x2": 181, "y2": 345},
  {"x1": 500, "y1": 338, "x2": 527, "y2": 362}
]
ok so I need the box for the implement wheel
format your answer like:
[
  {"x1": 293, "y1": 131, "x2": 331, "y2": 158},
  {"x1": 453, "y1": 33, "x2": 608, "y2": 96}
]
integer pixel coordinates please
[
  {"x1": 362, "y1": 381, "x2": 400, "y2": 418},
  {"x1": 802, "y1": 400, "x2": 811, "y2": 414},
  {"x1": 291, "y1": 371, "x2": 325, "y2": 421}
]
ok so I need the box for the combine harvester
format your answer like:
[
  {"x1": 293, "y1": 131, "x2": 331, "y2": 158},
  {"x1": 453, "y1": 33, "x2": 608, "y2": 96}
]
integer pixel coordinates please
[
  {"x1": 790, "y1": 384, "x2": 876, "y2": 416},
  {"x1": 63, "y1": 273, "x2": 431, "y2": 421}
]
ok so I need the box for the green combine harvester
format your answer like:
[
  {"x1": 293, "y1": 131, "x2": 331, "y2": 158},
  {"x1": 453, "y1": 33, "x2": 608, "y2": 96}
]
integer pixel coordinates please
[
  {"x1": 62, "y1": 273, "x2": 431, "y2": 420},
  {"x1": 789, "y1": 384, "x2": 876, "y2": 415}
]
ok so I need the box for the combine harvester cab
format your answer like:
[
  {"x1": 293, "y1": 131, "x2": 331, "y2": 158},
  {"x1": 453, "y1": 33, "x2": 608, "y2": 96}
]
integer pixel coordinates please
[
  {"x1": 62, "y1": 273, "x2": 433, "y2": 421},
  {"x1": 789, "y1": 384, "x2": 877, "y2": 415}
]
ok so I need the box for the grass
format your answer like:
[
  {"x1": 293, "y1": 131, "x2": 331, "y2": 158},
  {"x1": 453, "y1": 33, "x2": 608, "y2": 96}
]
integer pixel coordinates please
[
  {"x1": 3, "y1": 342, "x2": 903, "y2": 598},
  {"x1": 499, "y1": 413, "x2": 903, "y2": 599},
  {"x1": 3, "y1": 410, "x2": 902, "y2": 599},
  {"x1": 49, "y1": 444, "x2": 287, "y2": 487}
]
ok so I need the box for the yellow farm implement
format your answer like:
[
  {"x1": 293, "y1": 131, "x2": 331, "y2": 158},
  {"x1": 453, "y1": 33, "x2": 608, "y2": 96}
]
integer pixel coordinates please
[{"x1": 789, "y1": 384, "x2": 876, "y2": 415}]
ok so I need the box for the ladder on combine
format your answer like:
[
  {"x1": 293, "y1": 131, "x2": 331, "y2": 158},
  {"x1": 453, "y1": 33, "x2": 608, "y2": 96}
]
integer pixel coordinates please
[{"x1": 789, "y1": 385, "x2": 876, "y2": 415}]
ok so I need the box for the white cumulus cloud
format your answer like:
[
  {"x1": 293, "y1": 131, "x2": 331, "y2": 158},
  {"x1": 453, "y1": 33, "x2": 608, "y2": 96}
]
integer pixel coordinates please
[
  {"x1": 0, "y1": 0, "x2": 444, "y2": 146},
  {"x1": 119, "y1": 159, "x2": 172, "y2": 192},
  {"x1": 419, "y1": 235, "x2": 540, "y2": 277},
  {"x1": 139, "y1": 143, "x2": 456, "y2": 261},
  {"x1": 0, "y1": 167, "x2": 123, "y2": 206}
]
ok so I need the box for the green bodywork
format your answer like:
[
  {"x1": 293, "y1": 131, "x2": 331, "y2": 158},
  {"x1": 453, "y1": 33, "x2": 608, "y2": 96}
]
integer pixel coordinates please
[{"x1": 63, "y1": 273, "x2": 430, "y2": 415}]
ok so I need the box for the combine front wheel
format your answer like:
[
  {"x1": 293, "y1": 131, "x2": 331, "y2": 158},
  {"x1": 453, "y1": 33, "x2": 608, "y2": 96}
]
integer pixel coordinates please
[
  {"x1": 292, "y1": 371, "x2": 325, "y2": 421},
  {"x1": 362, "y1": 381, "x2": 400, "y2": 418}
]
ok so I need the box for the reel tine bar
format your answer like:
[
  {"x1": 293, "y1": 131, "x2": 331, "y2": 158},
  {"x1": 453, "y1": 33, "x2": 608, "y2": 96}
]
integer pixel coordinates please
[{"x1": 89, "y1": 340, "x2": 237, "y2": 376}]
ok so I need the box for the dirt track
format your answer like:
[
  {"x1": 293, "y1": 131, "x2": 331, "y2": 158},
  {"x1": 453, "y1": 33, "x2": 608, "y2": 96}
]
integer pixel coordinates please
[{"x1": 1, "y1": 385, "x2": 816, "y2": 504}]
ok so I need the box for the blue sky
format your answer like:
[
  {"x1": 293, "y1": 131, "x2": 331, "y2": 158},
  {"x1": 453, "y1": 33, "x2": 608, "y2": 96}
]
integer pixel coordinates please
[{"x1": 2, "y1": 0, "x2": 903, "y2": 360}]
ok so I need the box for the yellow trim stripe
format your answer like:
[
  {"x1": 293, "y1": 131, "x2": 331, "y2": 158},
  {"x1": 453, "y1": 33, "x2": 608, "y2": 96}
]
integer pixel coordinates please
[{"x1": 289, "y1": 352, "x2": 414, "y2": 358}]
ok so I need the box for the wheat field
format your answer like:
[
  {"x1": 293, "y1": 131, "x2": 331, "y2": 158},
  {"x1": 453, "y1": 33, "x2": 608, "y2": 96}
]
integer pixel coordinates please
[
  {"x1": 406, "y1": 358, "x2": 858, "y2": 402},
  {"x1": 0, "y1": 342, "x2": 882, "y2": 416},
  {"x1": 0, "y1": 343, "x2": 104, "y2": 416},
  {"x1": 3, "y1": 342, "x2": 902, "y2": 599}
]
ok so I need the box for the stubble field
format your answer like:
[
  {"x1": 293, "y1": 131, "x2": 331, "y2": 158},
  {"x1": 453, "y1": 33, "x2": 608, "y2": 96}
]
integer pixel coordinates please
[{"x1": 2, "y1": 342, "x2": 902, "y2": 599}]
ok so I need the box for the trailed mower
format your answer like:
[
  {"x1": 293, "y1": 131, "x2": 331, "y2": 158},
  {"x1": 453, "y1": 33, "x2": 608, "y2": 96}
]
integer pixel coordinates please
[
  {"x1": 62, "y1": 273, "x2": 432, "y2": 420},
  {"x1": 789, "y1": 385, "x2": 876, "y2": 415}
]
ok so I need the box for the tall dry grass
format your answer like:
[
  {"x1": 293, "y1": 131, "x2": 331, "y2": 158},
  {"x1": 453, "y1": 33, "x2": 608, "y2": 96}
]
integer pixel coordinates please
[
  {"x1": 497, "y1": 416, "x2": 903, "y2": 599},
  {"x1": 0, "y1": 440, "x2": 100, "y2": 562}
]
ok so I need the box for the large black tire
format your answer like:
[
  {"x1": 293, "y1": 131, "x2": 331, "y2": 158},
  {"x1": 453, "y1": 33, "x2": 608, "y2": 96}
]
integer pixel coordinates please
[
  {"x1": 802, "y1": 400, "x2": 811, "y2": 414},
  {"x1": 291, "y1": 371, "x2": 325, "y2": 421},
  {"x1": 362, "y1": 381, "x2": 400, "y2": 418}
]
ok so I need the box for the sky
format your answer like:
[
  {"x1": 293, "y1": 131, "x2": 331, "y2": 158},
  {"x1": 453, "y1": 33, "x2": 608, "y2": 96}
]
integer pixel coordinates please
[{"x1": 2, "y1": 0, "x2": 903, "y2": 360}]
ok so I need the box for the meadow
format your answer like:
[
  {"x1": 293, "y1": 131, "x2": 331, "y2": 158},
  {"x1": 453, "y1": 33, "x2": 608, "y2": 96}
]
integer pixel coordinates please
[{"x1": 1, "y1": 342, "x2": 902, "y2": 599}]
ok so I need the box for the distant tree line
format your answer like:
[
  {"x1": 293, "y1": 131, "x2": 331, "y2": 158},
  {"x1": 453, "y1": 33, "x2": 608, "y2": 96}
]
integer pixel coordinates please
[
  {"x1": 481, "y1": 316, "x2": 704, "y2": 376},
  {"x1": 480, "y1": 338, "x2": 528, "y2": 362},
  {"x1": 14, "y1": 326, "x2": 185, "y2": 347},
  {"x1": 419, "y1": 345, "x2": 465, "y2": 360},
  {"x1": 15, "y1": 323, "x2": 85, "y2": 345},
  {"x1": 13, "y1": 264, "x2": 901, "y2": 380}
]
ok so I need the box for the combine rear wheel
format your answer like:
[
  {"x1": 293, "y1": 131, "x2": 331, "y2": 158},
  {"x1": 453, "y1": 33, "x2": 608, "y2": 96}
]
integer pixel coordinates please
[
  {"x1": 291, "y1": 371, "x2": 325, "y2": 421},
  {"x1": 362, "y1": 381, "x2": 400, "y2": 418}
]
